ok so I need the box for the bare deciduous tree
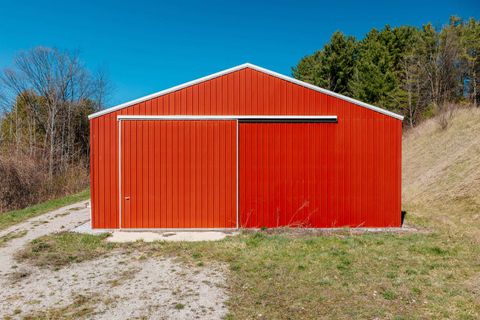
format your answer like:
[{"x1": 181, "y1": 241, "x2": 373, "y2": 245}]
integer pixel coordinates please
[{"x1": 0, "y1": 47, "x2": 110, "y2": 177}]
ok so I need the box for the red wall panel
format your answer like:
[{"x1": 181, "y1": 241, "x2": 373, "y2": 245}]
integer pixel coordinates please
[{"x1": 90, "y1": 67, "x2": 402, "y2": 228}]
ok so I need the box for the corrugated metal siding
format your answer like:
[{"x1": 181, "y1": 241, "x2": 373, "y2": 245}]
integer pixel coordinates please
[
  {"x1": 241, "y1": 123, "x2": 329, "y2": 227},
  {"x1": 120, "y1": 120, "x2": 236, "y2": 228},
  {"x1": 90, "y1": 67, "x2": 402, "y2": 228},
  {"x1": 239, "y1": 120, "x2": 400, "y2": 228}
]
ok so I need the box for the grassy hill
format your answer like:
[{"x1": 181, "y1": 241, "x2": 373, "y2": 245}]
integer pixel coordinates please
[{"x1": 403, "y1": 107, "x2": 480, "y2": 241}]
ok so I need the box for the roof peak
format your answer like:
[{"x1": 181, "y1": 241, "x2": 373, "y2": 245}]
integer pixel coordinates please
[{"x1": 88, "y1": 63, "x2": 404, "y2": 121}]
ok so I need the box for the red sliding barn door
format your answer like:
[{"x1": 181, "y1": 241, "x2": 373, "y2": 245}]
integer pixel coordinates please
[
  {"x1": 240, "y1": 122, "x2": 336, "y2": 228},
  {"x1": 239, "y1": 121, "x2": 401, "y2": 228},
  {"x1": 120, "y1": 120, "x2": 237, "y2": 228}
]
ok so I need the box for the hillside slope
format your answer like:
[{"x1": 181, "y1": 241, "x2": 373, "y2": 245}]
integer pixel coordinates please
[{"x1": 403, "y1": 107, "x2": 480, "y2": 240}]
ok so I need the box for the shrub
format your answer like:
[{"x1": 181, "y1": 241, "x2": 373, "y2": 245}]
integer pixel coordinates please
[
  {"x1": 0, "y1": 153, "x2": 44, "y2": 212},
  {"x1": 0, "y1": 152, "x2": 89, "y2": 213},
  {"x1": 436, "y1": 103, "x2": 457, "y2": 130}
]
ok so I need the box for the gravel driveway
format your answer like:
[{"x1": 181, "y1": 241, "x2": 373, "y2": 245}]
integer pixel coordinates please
[{"x1": 0, "y1": 201, "x2": 228, "y2": 319}]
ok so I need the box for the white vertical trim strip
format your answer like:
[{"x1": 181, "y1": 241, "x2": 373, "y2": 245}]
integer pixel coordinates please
[
  {"x1": 236, "y1": 120, "x2": 239, "y2": 229},
  {"x1": 118, "y1": 120, "x2": 122, "y2": 229}
]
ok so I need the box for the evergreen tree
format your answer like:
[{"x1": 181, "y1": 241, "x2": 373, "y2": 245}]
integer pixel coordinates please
[
  {"x1": 460, "y1": 18, "x2": 480, "y2": 106},
  {"x1": 348, "y1": 28, "x2": 398, "y2": 110},
  {"x1": 292, "y1": 31, "x2": 357, "y2": 95},
  {"x1": 292, "y1": 16, "x2": 479, "y2": 125}
]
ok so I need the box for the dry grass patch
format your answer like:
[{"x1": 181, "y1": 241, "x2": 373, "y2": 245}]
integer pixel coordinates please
[
  {"x1": 7, "y1": 268, "x2": 31, "y2": 284},
  {"x1": 20, "y1": 294, "x2": 99, "y2": 320},
  {"x1": 16, "y1": 232, "x2": 114, "y2": 269},
  {"x1": 0, "y1": 230, "x2": 27, "y2": 247},
  {"x1": 403, "y1": 107, "x2": 480, "y2": 240},
  {"x1": 106, "y1": 267, "x2": 139, "y2": 287}
]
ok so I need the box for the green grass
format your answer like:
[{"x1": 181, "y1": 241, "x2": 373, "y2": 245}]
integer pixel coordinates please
[
  {"x1": 174, "y1": 303, "x2": 185, "y2": 310},
  {"x1": 0, "y1": 189, "x2": 90, "y2": 231},
  {"x1": 170, "y1": 232, "x2": 480, "y2": 319},
  {"x1": 23, "y1": 230, "x2": 480, "y2": 319},
  {"x1": 17, "y1": 232, "x2": 113, "y2": 269}
]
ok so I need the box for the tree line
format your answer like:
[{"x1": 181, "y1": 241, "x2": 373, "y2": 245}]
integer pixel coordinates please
[
  {"x1": 293, "y1": 16, "x2": 480, "y2": 127},
  {"x1": 0, "y1": 47, "x2": 110, "y2": 212}
]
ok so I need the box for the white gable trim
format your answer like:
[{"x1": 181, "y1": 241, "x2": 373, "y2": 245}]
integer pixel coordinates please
[{"x1": 88, "y1": 63, "x2": 404, "y2": 121}]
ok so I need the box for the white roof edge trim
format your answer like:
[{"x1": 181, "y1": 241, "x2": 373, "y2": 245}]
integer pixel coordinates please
[
  {"x1": 117, "y1": 115, "x2": 338, "y2": 120},
  {"x1": 89, "y1": 62, "x2": 404, "y2": 121}
]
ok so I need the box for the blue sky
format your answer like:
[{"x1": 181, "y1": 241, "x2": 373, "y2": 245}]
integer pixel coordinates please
[{"x1": 0, "y1": 0, "x2": 478, "y2": 106}]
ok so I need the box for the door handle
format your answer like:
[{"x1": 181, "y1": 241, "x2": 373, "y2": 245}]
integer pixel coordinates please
[{"x1": 125, "y1": 196, "x2": 130, "y2": 200}]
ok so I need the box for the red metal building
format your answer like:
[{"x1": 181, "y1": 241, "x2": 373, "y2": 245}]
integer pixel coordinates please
[{"x1": 89, "y1": 63, "x2": 403, "y2": 229}]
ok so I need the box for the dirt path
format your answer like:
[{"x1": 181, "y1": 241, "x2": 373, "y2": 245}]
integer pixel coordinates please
[
  {"x1": 0, "y1": 201, "x2": 228, "y2": 319},
  {"x1": 0, "y1": 201, "x2": 91, "y2": 276}
]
